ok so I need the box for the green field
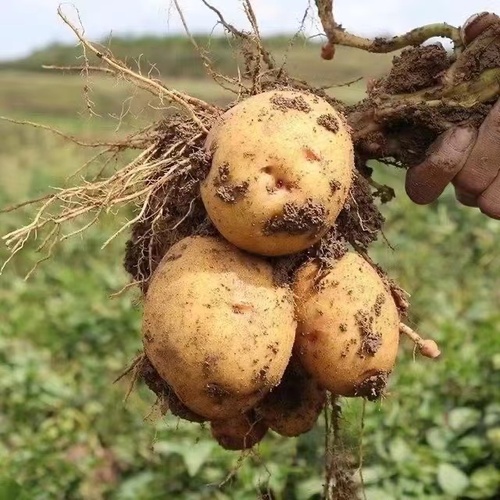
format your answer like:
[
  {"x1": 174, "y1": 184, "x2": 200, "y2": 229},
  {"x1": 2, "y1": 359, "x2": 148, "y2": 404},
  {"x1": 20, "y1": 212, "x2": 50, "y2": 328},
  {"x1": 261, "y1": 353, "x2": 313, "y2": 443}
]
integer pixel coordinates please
[{"x1": 1, "y1": 39, "x2": 500, "y2": 500}]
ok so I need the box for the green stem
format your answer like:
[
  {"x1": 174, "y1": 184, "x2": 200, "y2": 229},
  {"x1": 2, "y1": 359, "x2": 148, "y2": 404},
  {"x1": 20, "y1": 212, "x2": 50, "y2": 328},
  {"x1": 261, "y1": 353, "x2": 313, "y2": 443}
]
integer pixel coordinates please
[{"x1": 315, "y1": 0, "x2": 463, "y2": 54}]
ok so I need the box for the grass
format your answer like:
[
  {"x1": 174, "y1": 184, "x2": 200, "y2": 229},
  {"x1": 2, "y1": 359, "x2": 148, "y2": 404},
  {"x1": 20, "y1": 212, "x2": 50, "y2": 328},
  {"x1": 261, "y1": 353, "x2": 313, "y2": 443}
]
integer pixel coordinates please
[
  {"x1": 0, "y1": 33, "x2": 394, "y2": 86},
  {"x1": 0, "y1": 66, "x2": 367, "y2": 125},
  {"x1": 1, "y1": 56, "x2": 500, "y2": 499}
]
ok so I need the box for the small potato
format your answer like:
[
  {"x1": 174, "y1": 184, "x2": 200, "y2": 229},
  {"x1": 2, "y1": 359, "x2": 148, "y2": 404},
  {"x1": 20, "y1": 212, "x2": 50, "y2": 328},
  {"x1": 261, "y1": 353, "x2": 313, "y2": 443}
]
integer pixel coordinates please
[
  {"x1": 256, "y1": 359, "x2": 326, "y2": 437},
  {"x1": 211, "y1": 412, "x2": 268, "y2": 450},
  {"x1": 142, "y1": 235, "x2": 296, "y2": 420},
  {"x1": 294, "y1": 253, "x2": 400, "y2": 400},
  {"x1": 201, "y1": 90, "x2": 354, "y2": 256}
]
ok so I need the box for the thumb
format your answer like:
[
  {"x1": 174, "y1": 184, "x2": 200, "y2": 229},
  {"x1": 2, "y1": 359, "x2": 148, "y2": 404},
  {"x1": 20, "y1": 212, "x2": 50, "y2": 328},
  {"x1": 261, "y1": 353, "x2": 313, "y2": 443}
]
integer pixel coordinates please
[
  {"x1": 405, "y1": 127, "x2": 476, "y2": 205},
  {"x1": 461, "y1": 12, "x2": 500, "y2": 45}
]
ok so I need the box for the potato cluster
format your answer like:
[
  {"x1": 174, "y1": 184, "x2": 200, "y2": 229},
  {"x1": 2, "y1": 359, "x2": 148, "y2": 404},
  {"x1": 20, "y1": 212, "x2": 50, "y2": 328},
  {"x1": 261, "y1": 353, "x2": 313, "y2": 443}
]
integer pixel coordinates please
[{"x1": 141, "y1": 90, "x2": 402, "y2": 450}]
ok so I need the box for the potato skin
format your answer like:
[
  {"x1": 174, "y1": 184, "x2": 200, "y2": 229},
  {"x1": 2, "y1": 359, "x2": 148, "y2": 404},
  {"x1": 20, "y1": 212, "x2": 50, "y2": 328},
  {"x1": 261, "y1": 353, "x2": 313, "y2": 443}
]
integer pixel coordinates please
[
  {"x1": 142, "y1": 235, "x2": 296, "y2": 420},
  {"x1": 293, "y1": 253, "x2": 400, "y2": 400},
  {"x1": 256, "y1": 359, "x2": 326, "y2": 437},
  {"x1": 201, "y1": 90, "x2": 354, "y2": 256},
  {"x1": 141, "y1": 356, "x2": 206, "y2": 423},
  {"x1": 211, "y1": 412, "x2": 268, "y2": 450}
]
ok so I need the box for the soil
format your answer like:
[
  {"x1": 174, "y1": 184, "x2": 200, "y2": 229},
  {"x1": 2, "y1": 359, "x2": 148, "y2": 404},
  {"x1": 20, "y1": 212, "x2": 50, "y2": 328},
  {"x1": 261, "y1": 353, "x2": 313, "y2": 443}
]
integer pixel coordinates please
[
  {"x1": 263, "y1": 199, "x2": 327, "y2": 236},
  {"x1": 317, "y1": 113, "x2": 339, "y2": 133},
  {"x1": 355, "y1": 310, "x2": 381, "y2": 356},
  {"x1": 354, "y1": 371, "x2": 388, "y2": 401},
  {"x1": 314, "y1": 228, "x2": 349, "y2": 265},
  {"x1": 123, "y1": 116, "x2": 216, "y2": 292},
  {"x1": 346, "y1": 33, "x2": 499, "y2": 167},
  {"x1": 271, "y1": 252, "x2": 307, "y2": 287},
  {"x1": 270, "y1": 94, "x2": 312, "y2": 113},
  {"x1": 213, "y1": 162, "x2": 250, "y2": 203},
  {"x1": 381, "y1": 44, "x2": 451, "y2": 95},
  {"x1": 335, "y1": 173, "x2": 384, "y2": 250},
  {"x1": 374, "y1": 293, "x2": 385, "y2": 317},
  {"x1": 216, "y1": 181, "x2": 249, "y2": 203}
]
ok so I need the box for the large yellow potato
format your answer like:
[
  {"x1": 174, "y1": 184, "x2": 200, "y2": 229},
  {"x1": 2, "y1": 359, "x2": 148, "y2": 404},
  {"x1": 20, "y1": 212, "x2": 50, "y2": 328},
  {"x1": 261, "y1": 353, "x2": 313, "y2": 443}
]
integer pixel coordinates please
[
  {"x1": 201, "y1": 90, "x2": 354, "y2": 256},
  {"x1": 294, "y1": 253, "x2": 400, "y2": 400},
  {"x1": 256, "y1": 359, "x2": 326, "y2": 437},
  {"x1": 142, "y1": 235, "x2": 296, "y2": 420}
]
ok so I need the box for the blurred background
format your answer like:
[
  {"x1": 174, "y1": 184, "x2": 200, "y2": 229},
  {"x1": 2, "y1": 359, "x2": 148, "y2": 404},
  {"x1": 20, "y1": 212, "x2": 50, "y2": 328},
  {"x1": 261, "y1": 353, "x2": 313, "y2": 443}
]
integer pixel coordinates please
[{"x1": 1, "y1": 1, "x2": 499, "y2": 499}]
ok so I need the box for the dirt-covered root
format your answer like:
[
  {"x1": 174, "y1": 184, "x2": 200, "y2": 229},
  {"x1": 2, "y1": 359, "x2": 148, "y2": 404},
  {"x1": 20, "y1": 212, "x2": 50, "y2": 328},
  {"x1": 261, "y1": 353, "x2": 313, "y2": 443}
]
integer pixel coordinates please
[
  {"x1": 121, "y1": 116, "x2": 217, "y2": 292},
  {"x1": 346, "y1": 23, "x2": 500, "y2": 166},
  {"x1": 314, "y1": 0, "x2": 500, "y2": 169},
  {"x1": 323, "y1": 397, "x2": 361, "y2": 500}
]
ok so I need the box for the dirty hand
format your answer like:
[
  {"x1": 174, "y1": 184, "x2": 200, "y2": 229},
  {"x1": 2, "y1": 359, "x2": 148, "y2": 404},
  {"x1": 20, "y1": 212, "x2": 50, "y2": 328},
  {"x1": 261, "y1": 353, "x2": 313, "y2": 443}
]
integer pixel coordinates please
[{"x1": 405, "y1": 12, "x2": 500, "y2": 219}]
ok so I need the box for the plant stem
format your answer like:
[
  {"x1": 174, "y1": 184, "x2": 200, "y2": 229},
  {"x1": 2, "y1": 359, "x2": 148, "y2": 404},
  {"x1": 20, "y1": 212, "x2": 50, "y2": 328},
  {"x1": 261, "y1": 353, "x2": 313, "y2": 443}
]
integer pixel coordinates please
[{"x1": 315, "y1": 0, "x2": 463, "y2": 54}]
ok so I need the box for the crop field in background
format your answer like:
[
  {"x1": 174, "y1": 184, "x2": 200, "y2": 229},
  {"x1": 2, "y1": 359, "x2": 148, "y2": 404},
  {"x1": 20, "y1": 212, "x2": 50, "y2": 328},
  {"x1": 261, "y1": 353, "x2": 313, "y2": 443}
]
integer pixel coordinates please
[{"x1": 1, "y1": 38, "x2": 500, "y2": 499}]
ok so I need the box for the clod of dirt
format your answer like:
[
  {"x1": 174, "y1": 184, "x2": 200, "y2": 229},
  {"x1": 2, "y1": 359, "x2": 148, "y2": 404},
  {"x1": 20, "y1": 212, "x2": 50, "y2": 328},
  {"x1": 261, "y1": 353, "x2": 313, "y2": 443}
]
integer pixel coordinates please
[
  {"x1": 217, "y1": 164, "x2": 230, "y2": 183},
  {"x1": 354, "y1": 371, "x2": 389, "y2": 401},
  {"x1": 317, "y1": 113, "x2": 339, "y2": 133},
  {"x1": 263, "y1": 199, "x2": 327, "y2": 236},
  {"x1": 216, "y1": 181, "x2": 249, "y2": 203},
  {"x1": 336, "y1": 173, "x2": 384, "y2": 250},
  {"x1": 330, "y1": 179, "x2": 342, "y2": 194},
  {"x1": 123, "y1": 117, "x2": 216, "y2": 292},
  {"x1": 355, "y1": 310, "x2": 381, "y2": 356},
  {"x1": 271, "y1": 253, "x2": 308, "y2": 287},
  {"x1": 346, "y1": 31, "x2": 500, "y2": 168},
  {"x1": 380, "y1": 44, "x2": 451, "y2": 94},
  {"x1": 374, "y1": 293, "x2": 386, "y2": 317},
  {"x1": 270, "y1": 94, "x2": 312, "y2": 113}
]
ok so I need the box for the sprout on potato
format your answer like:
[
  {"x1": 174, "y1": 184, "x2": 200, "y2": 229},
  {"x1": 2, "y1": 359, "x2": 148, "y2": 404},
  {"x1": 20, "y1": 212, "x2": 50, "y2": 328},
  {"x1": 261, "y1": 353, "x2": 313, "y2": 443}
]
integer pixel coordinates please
[
  {"x1": 201, "y1": 90, "x2": 354, "y2": 256},
  {"x1": 293, "y1": 252, "x2": 401, "y2": 400},
  {"x1": 142, "y1": 235, "x2": 296, "y2": 420}
]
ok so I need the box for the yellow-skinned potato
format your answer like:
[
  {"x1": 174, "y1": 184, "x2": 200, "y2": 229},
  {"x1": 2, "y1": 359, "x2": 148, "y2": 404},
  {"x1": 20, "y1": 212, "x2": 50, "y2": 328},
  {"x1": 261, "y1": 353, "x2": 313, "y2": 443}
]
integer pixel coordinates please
[
  {"x1": 294, "y1": 253, "x2": 400, "y2": 400},
  {"x1": 142, "y1": 235, "x2": 296, "y2": 420},
  {"x1": 141, "y1": 356, "x2": 206, "y2": 423},
  {"x1": 211, "y1": 412, "x2": 268, "y2": 450},
  {"x1": 201, "y1": 90, "x2": 354, "y2": 256},
  {"x1": 256, "y1": 359, "x2": 326, "y2": 437}
]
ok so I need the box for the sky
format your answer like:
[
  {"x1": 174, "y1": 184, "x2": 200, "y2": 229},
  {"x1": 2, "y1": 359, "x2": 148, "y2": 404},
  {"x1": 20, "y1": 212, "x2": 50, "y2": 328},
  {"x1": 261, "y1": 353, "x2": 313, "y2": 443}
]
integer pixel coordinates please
[{"x1": 1, "y1": 0, "x2": 499, "y2": 61}]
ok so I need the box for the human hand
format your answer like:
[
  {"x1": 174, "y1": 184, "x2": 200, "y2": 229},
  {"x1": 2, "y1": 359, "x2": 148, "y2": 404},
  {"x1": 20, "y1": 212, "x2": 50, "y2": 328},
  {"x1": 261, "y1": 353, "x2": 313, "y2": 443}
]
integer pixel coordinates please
[{"x1": 405, "y1": 12, "x2": 500, "y2": 219}]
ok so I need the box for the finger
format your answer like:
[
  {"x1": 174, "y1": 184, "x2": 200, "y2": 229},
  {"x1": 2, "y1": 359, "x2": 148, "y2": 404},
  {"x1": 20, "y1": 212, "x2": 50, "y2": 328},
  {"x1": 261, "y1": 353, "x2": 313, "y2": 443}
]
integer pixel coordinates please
[
  {"x1": 461, "y1": 12, "x2": 500, "y2": 45},
  {"x1": 453, "y1": 186, "x2": 478, "y2": 207},
  {"x1": 405, "y1": 127, "x2": 477, "y2": 204},
  {"x1": 453, "y1": 99, "x2": 500, "y2": 196},
  {"x1": 478, "y1": 172, "x2": 500, "y2": 219}
]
